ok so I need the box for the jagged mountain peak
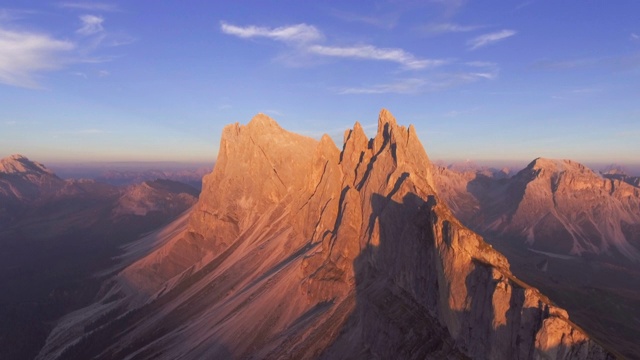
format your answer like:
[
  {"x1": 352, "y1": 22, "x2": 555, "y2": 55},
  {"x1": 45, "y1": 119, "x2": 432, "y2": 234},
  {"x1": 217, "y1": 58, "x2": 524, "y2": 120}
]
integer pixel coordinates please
[{"x1": 0, "y1": 154, "x2": 56, "y2": 177}]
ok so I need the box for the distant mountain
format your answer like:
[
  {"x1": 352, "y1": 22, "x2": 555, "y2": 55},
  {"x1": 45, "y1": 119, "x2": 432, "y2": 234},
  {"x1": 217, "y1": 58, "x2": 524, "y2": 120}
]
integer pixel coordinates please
[
  {"x1": 37, "y1": 111, "x2": 612, "y2": 360},
  {"x1": 435, "y1": 157, "x2": 640, "y2": 261},
  {"x1": 94, "y1": 168, "x2": 210, "y2": 189},
  {"x1": 0, "y1": 154, "x2": 64, "y2": 208},
  {"x1": 434, "y1": 159, "x2": 513, "y2": 179},
  {"x1": 0, "y1": 154, "x2": 200, "y2": 360},
  {"x1": 600, "y1": 165, "x2": 640, "y2": 188},
  {"x1": 114, "y1": 179, "x2": 200, "y2": 217}
]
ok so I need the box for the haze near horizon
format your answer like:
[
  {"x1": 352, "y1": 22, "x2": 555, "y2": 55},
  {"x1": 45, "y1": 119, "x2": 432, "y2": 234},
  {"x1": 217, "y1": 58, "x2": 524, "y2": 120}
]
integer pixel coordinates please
[{"x1": 1, "y1": 1, "x2": 639, "y2": 168}]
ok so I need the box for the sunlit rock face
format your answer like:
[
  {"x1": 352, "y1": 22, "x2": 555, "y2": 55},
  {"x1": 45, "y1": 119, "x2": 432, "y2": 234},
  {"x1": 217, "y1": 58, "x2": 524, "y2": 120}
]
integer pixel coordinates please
[
  {"x1": 38, "y1": 110, "x2": 613, "y2": 360},
  {"x1": 434, "y1": 156, "x2": 640, "y2": 261}
]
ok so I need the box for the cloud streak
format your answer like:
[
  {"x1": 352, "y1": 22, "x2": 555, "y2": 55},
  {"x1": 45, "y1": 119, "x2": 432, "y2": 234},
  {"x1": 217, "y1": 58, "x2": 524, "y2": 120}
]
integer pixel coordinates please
[
  {"x1": 339, "y1": 78, "x2": 426, "y2": 94},
  {"x1": 0, "y1": 27, "x2": 75, "y2": 88},
  {"x1": 77, "y1": 14, "x2": 104, "y2": 35},
  {"x1": 423, "y1": 22, "x2": 483, "y2": 34},
  {"x1": 58, "y1": 2, "x2": 119, "y2": 12},
  {"x1": 468, "y1": 29, "x2": 516, "y2": 50},
  {"x1": 330, "y1": 9, "x2": 398, "y2": 29},
  {"x1": 338, "y1": 70, "x2": 497, "y2": 94},
  {"x1": 220, "y1": 22, "x2": 322, "y2": 43},
  {"x1": 307, "y1": 45, "x2": 445, "y2": 69}
]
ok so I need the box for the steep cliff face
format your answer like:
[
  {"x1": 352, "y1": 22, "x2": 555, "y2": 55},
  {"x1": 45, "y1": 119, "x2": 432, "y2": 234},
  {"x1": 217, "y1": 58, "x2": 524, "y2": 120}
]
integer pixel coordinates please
[{"x1": 38, "y1": 110, "x2": 614, "y2": 359}]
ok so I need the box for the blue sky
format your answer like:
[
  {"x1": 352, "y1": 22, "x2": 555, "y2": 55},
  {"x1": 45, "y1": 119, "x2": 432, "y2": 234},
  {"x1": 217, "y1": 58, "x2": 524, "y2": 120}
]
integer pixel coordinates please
[{"x1": 1, "y1": 1, "x2": 639, "y2": 170}]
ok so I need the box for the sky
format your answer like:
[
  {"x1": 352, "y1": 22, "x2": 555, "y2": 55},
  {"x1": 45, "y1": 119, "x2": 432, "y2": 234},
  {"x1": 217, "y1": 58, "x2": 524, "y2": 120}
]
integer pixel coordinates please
[{"x1": 1, "y1": 1, "x2": 639, "y2": 171}]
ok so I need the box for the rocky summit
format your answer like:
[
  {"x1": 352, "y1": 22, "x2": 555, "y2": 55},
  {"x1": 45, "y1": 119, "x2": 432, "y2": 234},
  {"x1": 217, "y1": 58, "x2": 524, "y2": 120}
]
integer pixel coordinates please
[{"x1": 37, "y1": 110, "x2": 614, "y2": 359}]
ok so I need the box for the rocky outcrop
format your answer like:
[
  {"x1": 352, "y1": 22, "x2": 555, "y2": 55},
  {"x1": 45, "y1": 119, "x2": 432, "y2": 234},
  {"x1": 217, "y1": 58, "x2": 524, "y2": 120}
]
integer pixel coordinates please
[{"x1": 37, "y1": 110, "x2": 614, "y2": 359}]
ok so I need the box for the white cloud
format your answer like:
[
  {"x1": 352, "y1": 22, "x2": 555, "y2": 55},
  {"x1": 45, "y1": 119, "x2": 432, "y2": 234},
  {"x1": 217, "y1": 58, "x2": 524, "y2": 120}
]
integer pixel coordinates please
[
  {"x1": 4, "y1": 120, "x2": 17, "y2": 125},
  {"x1": 424, "y1": 22, "x2": 482, "y2": 34},
  {"x1": 0, "y1": 27, "x2": 75, "y2": 88},
  {"x1": 220, "y1": 22, "x2": 322, "y2": 43},
  {"x1": 221, "y1": 21, "x2": 444, "y2": 71},
  {"x1": 307, "y1": 45, "x2": 445, "y2": 70},
  {"x1": 59, "y1": 2, "x2": 119, "y2": 12},
  {"x1": 468, "y1": 29, "x2": 516, "y2": 50},
  {"x1": 632, "y1": 33, "x2": 640, "y2": 41},
  {"x1": 98, "y1": 69, "x2": 109, "y2": 77},
  {"x1": 77, "y1": 14, "x2": 104, "y2": 35}
]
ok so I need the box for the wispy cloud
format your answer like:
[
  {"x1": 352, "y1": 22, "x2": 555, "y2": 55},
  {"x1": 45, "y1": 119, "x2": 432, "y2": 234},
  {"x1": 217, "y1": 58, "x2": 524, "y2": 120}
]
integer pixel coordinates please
[
  {"x1": 0, "y1": 27, "x2": 75, "y2": 88},
  {"x1": 468, "y1": 29, "x2": 516, "y2": 50},
  {"x1": 307, "y1": 45, "x2": 445, "y2": 70},
  {"x1": 570, "y1": 87, "x2": 601, "y2": 94},
  {"x1": 444, "y1": 107, "x2": 479, "y2": 117},
  {"x1": 58, "y1": 2, "x2": 119, "y2": 12},
  {"x1": 4, "y1": 120, "x2": 17, "y2": 126},
  {"x1": 632, "y1": 33, "x2": 640, "y2": 41},
  {"x1": 220, "y1": 22, "x2": 322, "y2": 44},
  {"x1": 98, "y1": 69, "x2": 109, "y2": 77},
  {"x1": 338, "y1": 70, "x2": 495, "y2": 94},
  {"x1": 71, "y1": 71, "x2": 87, "y2": 78},
  {"x1": 77, "y1": 14, "x2": 104, "y2": 35},
  {"x1": 0, "y1": 8, "x2": 37, "y2": 21},
  {"x1": 73, "y1": 13, "x2": 133, "y2": 57},
  {"x1": 532, "y1": 54, "x2": 640, "y2": 72},
  {"x1": 339, "y1": 78, "x2": 426, "y2": 94},
  {"x1": 429, "y1": 0, "x2": 467, "y2": 18},
  {"x1": 221, "y1": 21, "x2": 443, "y2": 71},
  {"x1": 514, "y1": 1, "x2": 534, "y2": 11},
  {"x1": 465, "y1": 61, "x2": 498, "y2": 67},
  {"x1": 531, "y1": 57, "x2": 598, "y2": 70},
  {"x1": 423, "y1": 22, "x2": 483, "y2": 35}
]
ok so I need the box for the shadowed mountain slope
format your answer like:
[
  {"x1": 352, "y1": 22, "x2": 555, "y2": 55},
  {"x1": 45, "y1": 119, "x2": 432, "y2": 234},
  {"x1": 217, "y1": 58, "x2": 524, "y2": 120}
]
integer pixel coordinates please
[{"x1": 0, "y1": 155, "x2": 200, "y2": 360}]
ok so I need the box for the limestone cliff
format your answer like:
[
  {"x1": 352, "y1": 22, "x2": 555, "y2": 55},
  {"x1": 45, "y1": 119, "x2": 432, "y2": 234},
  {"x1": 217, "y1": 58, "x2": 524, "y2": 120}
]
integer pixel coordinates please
[{"x1": 37, "y1": 110, "x2": 614, "y2": 360}]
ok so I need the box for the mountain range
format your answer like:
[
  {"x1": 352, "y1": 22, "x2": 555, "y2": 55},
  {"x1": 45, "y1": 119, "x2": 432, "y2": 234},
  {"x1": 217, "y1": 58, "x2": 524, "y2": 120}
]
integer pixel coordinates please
[
  {"x1": 0, "y1": 154, "x2": 199, "y2": 360},
  {"x1": 34, "y1": 110, "x2": 617, "y2": 359},
  {"x1": 434, "y1": 157, "x2": 640, "y2": 261}
]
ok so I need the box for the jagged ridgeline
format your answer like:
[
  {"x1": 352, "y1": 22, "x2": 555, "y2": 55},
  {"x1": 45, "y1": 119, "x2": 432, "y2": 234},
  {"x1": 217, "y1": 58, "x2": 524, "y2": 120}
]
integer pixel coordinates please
[{"x1": 38, "y1": 110, "x2": 615, "y2": 359}]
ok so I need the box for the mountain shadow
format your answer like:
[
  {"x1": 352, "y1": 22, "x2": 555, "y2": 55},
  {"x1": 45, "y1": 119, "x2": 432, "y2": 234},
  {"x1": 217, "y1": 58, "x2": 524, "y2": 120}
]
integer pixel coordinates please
[{"x1": 321, "y1": 192, "x2": 615, "y2": 359}]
